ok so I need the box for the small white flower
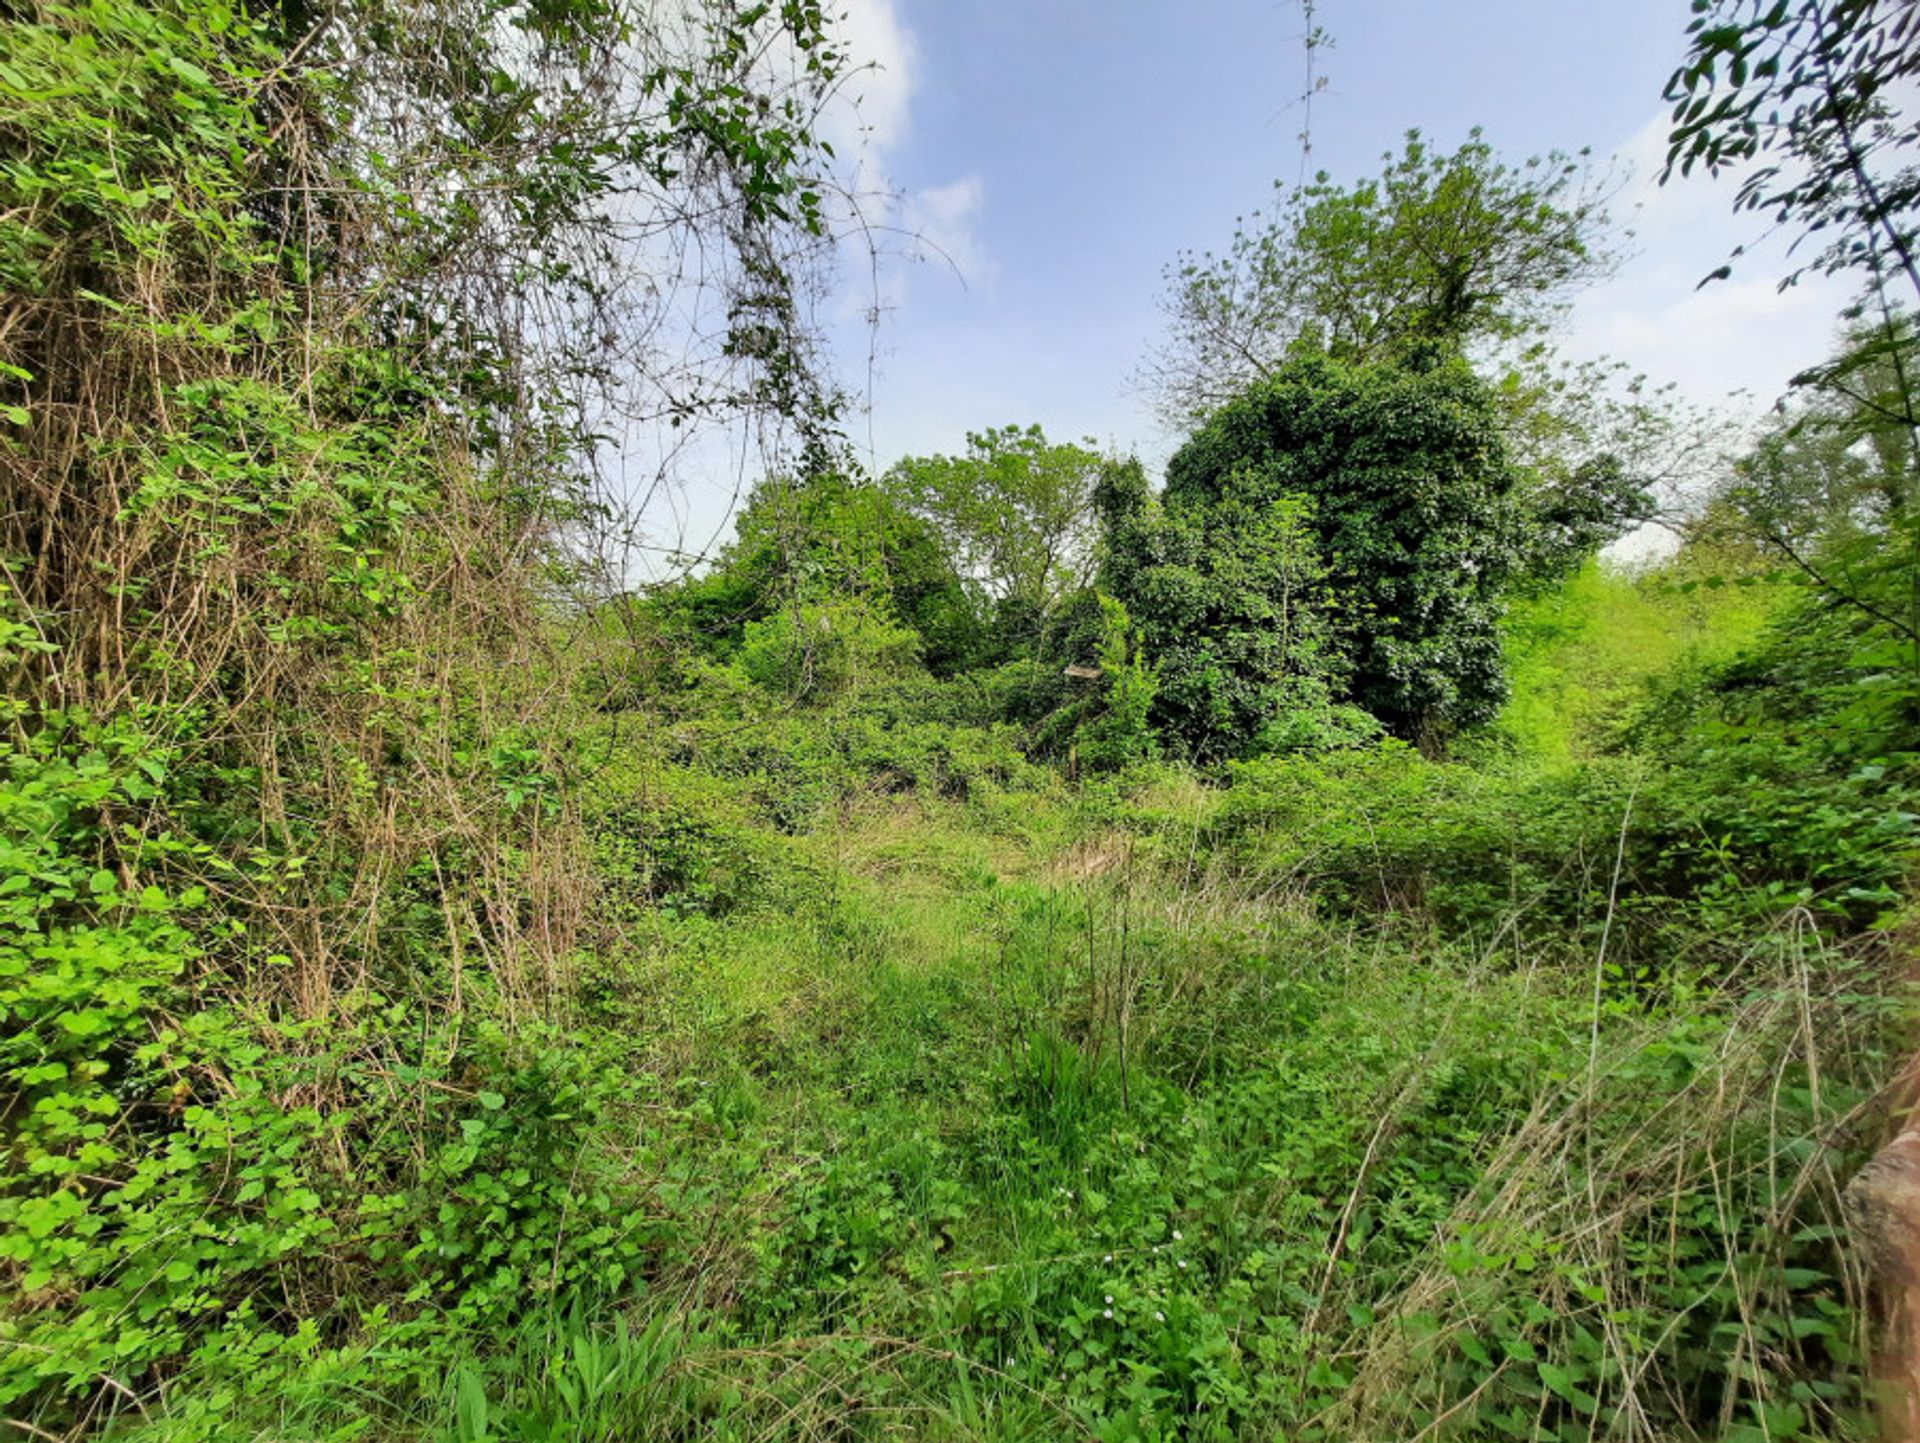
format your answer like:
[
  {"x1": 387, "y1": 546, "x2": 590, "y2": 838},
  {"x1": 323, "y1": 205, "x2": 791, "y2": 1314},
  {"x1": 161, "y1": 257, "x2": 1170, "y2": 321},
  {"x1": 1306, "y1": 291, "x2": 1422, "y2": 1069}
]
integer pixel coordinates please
[
  {"x1": 1172, "y1": 1229, "x2": 1183, "y2": 1241},
  {"x1": 1104, "y1": 1254, "x2": 1113, "y2": 1263},
  {"x1": 1155, "y1": 1310, "x2": 1166, "y2": 1322},
  {"x1": 1104, "y1": 1294, "x2": 1114, "y2": 1304},
  {"x1": 1103, "y1": 1308, "x2": 1113, "y2": 1319},
  {"x1": 1177, "y1": 1259, "x2": 1188, "y2": 1270}
]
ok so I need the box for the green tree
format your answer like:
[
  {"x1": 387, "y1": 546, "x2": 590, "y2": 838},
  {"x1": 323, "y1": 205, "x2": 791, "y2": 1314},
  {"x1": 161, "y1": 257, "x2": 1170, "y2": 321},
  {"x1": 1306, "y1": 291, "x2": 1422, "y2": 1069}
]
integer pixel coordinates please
[
  {"x1": 1667, "y1": 2, "x2": 1920, "y2": 647},
  {"x1": 1096, "y1": 459, "x2": 1359, "y2": 760},
  {"x1": 1147, "y1": 129, "x2": 1618, "y2": 421},
  {"x1": 1008, "y1": 589, "x2": 1161, "y2": 773},
  {"x1": 1666, "y1": 0, "x2": 1918, "y2": 488},
  {"x1": 0, "y1": 0, "x2": 853, "y2": 1420},
  {"x1": 1720, "y1": 321, "x2": 1917, "y2": 545},
  {"x1": 664, "y1": 471, "x2": 988, "y2": 674},
  {"x1": 1665, "y1": 0, "x2": 1919, "y2": 310},
  {"x1": 1142, "y1": 350, "x2": 1527, "y2": 749},
  {"x1": 883, "y1": 425, "x2": 1108, "y2": 645}
]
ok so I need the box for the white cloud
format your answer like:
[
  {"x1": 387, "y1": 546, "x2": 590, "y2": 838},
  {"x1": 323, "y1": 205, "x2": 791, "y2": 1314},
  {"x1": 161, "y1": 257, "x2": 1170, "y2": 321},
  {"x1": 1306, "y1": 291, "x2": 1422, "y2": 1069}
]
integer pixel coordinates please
[
  {"x1": 1565, "y1": 110, "x2": 1855, "y2": 413},
  {"x1": 901, "y1": 174, "x2": 995, "y2": 291},
  {"x1": 818, "y1": 0, "x2": 916, "y2": 174},
  {"x1": 817, "y1": 0, "x2": 992, "y2": 305}
]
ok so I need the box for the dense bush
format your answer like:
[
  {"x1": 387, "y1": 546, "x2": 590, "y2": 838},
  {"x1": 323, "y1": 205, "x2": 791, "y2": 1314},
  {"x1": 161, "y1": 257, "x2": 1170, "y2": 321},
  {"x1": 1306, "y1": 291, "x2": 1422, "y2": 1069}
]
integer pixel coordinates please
[
  {"x1": 3, "y1": 0, "x2": 1914, "y2": 1437},
  {"x1": 1147, "y1": 351, "x2": 1524, "y2": 746}
]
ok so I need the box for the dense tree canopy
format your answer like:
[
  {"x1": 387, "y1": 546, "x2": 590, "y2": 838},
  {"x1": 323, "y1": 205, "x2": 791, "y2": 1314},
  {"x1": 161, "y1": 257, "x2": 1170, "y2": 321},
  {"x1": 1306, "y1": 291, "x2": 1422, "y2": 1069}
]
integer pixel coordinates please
[
  {"x1": 1144, "y1": 351, "x2": 1525, "y2": 747},
  {"x1": 1096, "y1": 462, "x2": 1351, "y2": 760},
  {"x1": 667, "y1": 471, "x2": 987, "y2": 674},
  {"x1": 882, "y1": 425, "x2": 1108, "y2": 640}
]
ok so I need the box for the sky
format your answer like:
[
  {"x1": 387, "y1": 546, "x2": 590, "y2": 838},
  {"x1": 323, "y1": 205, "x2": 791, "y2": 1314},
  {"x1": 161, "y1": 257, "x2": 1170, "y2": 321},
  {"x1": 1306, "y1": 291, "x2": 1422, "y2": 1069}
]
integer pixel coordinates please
[{"x1": 651, "y1": 0, "x2": 1862, "y2": 559}]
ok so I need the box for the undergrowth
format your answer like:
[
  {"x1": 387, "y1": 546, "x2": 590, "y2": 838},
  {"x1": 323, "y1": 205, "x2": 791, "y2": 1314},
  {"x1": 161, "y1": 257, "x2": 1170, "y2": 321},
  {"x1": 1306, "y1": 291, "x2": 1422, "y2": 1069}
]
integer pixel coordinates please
[{"x1": 2, "y1": 1, "x2": 1914, "y2": 1440}]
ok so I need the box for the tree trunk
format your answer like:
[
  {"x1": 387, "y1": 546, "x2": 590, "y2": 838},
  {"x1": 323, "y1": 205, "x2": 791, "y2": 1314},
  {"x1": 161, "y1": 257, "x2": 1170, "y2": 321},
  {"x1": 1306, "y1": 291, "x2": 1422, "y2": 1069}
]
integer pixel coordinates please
[{"x1": 1850, "y1": 1088, "x2": 1920, "y2": 1439}]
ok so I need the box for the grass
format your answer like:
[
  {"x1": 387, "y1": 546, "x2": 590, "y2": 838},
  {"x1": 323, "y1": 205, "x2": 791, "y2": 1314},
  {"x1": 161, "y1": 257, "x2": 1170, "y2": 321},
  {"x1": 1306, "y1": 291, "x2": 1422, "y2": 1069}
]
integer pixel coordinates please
[
  {"x1": 1499, "y1": 557, "x2": 1784, "y2": 764},
  {"x1": 68, "y1": 583, "x2": 1906, "y2": 1443},
  {"x1": 409, "y1": 721, "x2": 1892, "y2": 1443}
]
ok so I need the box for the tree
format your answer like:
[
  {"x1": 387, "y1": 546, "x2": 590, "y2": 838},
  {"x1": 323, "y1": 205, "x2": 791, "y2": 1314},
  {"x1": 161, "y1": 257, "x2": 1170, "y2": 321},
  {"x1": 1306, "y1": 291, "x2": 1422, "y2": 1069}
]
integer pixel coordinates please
[
  {"x1": 1671, "y1": 17, "x2": 1920, "y2": 1413},
  {"x1": 665, "y1": 470, "x2": 987, "y2": 674},
  {"x1": 883, "y1": 425, "x2": 1108, "y2": 643},
  {"x1": 0, "y1": 0, "x2": 857, "y2": 1419},
  {"x1": 1665, "y1": 0, "x2": 1919, "y2": 309},
  {"x1": 1146, "y1": 130, "x2": 1619, "y2": 423},
  {"x1": 1720, "y1": 319, "x2": 1917, "y2": 542},
  {"x1": 1142, "y1": 351, "x2": 1527, "y2": 749},
  {"x1": 1004, "y1": 588, "x2": 1161, "y2": 773},
  {"x1": 1666, "y1": 0, "x2": 1919, "y2": 479},
  {"x1": 1667, "y1": 2, "x2": 1920, "y2": 646},
  {"x1": 1098, "y1": 469, "x2": 1354, "y2": 760}
]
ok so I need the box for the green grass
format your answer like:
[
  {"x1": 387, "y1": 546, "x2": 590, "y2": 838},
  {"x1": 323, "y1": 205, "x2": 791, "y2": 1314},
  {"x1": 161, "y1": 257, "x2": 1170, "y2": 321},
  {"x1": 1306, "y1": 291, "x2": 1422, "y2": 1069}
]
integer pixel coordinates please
[
  {"x1": 51, "y1": 566, "x2": 1907, "y2": 1443},
  {"x1": 1499, "y1": 557, "x2": 1784, "y2": 764},
  {"x1": 404, "y1": 709, "x2": 1888, "y2": 1442}
]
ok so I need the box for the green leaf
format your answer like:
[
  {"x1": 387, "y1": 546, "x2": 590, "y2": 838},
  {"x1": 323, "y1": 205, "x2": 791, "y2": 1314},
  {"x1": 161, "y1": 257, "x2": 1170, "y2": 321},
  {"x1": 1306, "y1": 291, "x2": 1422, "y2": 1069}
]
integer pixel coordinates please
[{"x1": 1536, "y1": 1362, "x2": 1598, "y2": 1414}]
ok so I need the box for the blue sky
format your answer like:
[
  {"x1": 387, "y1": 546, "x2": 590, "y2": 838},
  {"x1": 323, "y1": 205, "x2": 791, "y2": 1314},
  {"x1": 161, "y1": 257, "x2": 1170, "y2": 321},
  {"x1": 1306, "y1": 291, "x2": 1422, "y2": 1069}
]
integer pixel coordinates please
[{"x1": 817, "y1": 0, "x2": 1854, "y2": 469}]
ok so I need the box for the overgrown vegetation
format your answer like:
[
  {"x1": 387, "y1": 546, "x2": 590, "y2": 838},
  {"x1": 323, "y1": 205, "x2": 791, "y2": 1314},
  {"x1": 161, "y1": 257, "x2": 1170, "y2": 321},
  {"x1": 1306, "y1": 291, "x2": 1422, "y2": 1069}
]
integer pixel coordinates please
[{"x1": 2, "y1": 0, "x2": 1916, "y2": 1440}]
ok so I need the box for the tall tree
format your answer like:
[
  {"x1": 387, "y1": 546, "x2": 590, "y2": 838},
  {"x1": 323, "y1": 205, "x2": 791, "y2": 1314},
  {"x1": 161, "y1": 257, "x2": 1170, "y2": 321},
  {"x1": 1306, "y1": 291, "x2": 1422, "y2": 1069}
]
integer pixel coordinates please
[
  {"x1": 1145, "y1": 129, "x2": 1619, "y2": 423},
  {"x1": 1098, "y1": 464, "x2": 1348, "y2": 760},
  {"x1": 664, "y1": 470, "x2": 988, "y2": 674},
  {"x1": 1118, "y1": 350, "x2": 1539, "y2": 751},
  {"x1": 1671, "y1": 13, "x2": 1920, "y2": 1423},
  {"x1": 882, "y1": 424, "x2": 1107, "y2": 642}
]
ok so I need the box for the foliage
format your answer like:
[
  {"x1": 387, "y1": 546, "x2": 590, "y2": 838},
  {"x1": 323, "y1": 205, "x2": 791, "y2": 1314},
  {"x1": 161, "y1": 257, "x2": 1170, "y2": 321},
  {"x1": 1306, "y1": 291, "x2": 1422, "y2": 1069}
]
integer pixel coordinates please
[
  {"x1": 661, "y1": 470, "x2": 989, "y2": 673},
  {"x1": 883, "y1": 425, "x2": 1113, "y2": 648},
  {"x1": 1149, "y1": 350, "x2": 1524, "y2": 747},
  {"x1": 1623, "y1": 591, "x2": 1920, "y2": 931},
  {"x1": 2, "y1": 0, "x2": 1915, "y2": 1439},
  {"x1": 1013, "y1": 594, "x2": 1163, "y2": 774},
  {"x1": 1148, "y1": 128, "x2": 1619, "y2": 421},
  {"x1": 1499, "y1": 555, "x2": 1783, "y2": 762},
  {"x1": 1666, "y1": 0, "x2": 1920, "y2": 596},
  {"x1": 1665, "y1": 0, "x2": 1919, "y2": 306},
  {"x1": 1097, "y1": 473, "x2": 1359, "y2": 760},
  {"x1": 738, "y1": 597, "x2": 924, "y2": 703},
  {"x1": 1696, "y1": 315, "x2": 1919, "y2": 658},
  {"x1": 0, "y1": 0, "x2": 850, "y2": 1430}
]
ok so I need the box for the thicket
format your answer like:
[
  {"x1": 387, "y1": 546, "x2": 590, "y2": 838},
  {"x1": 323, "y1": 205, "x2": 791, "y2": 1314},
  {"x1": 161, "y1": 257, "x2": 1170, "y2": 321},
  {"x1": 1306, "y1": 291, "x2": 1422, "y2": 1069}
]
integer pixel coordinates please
[
  {"x1": 0, "y1": 0, "x2": 849, "y2": 1433},
  {"x1": 2, "y1": 0, "x2": 1917, "y2": 1440}
]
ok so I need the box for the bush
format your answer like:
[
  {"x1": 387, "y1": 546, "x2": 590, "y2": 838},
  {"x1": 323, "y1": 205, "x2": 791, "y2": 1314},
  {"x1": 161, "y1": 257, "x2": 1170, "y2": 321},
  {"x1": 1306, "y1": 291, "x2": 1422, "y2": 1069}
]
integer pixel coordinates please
[{"x1": 737, "y1": 598, "x2": 923, "y2": 703}]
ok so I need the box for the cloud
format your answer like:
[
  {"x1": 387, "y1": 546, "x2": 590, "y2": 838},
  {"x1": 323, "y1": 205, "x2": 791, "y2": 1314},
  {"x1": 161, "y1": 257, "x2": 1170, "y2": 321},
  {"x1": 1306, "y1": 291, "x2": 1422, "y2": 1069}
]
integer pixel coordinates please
[
  {"x1": 1564, "y1": 109, "x2": 1855, "y2": 412},
  {"x1": 818, "y1": 0, "x2": 916, "y2": 175},
  {"x1": 901, "y1": 174, "x2": 995, "y2": 291},
  {"x1": 817, "y1": 0, "x2": 992, "y2": 303}
]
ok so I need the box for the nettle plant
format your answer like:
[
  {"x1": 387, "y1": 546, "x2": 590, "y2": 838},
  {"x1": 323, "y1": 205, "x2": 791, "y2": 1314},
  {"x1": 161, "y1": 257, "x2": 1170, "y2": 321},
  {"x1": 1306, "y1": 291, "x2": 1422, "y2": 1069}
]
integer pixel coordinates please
[{"x1": 0, "y1": 0, "x2": 848, "y2": 1426}]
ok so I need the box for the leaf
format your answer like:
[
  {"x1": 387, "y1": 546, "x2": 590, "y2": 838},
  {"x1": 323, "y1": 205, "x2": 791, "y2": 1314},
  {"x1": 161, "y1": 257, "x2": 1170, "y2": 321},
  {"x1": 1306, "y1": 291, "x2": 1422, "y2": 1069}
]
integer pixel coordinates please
[
  {"x1": 166, "y1": 55, "x2": 214, "y2": 88},
  {"x1": 1536, "y1": 1362, "x2": 1599, "y2": 1414}
]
